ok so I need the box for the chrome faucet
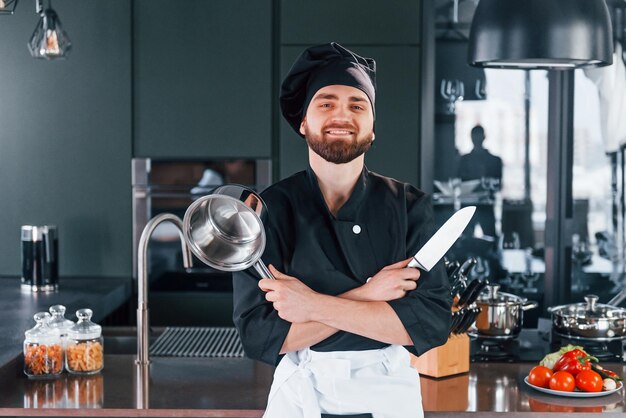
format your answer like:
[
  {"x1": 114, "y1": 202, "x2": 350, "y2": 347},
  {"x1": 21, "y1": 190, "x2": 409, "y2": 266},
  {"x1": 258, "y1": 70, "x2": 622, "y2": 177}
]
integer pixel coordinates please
[{"x1": 136, "y1": 213, "x2": 193, "y2": 365}]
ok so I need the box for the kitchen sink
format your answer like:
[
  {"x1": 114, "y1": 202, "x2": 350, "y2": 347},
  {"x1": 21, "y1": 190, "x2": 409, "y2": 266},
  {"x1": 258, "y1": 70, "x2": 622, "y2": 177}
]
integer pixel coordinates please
[
  {"x1": 102, "y1": 326, "x2": 244, "y2": 358},
  {"x1": 102, "y1": 326, "x2": 162, "y2": 355}
]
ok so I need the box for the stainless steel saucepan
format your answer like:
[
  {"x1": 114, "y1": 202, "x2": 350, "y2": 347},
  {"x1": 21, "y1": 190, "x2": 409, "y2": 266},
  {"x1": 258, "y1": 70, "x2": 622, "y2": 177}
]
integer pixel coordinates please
[
  {"x1": 182, "y1": 188, "x2": 274, "y2": 279},
  {"x1": 473, "y1": 284, "x2": 538, "y2": 339},
  {"x1": 549, "y1": 293, "x2": 626, "y2": 340}
]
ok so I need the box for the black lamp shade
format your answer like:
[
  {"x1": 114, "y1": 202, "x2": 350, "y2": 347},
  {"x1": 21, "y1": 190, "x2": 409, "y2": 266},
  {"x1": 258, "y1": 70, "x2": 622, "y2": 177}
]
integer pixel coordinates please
[
  {"x1": 0, "y1": 0, "x2": 18, "y2": 15},
  {"x1": 468, "y1": 0, "x2": 614, "y2": 69},
  {"x1": 27, "y1": 8, "x2": 72, "y2": 60}
]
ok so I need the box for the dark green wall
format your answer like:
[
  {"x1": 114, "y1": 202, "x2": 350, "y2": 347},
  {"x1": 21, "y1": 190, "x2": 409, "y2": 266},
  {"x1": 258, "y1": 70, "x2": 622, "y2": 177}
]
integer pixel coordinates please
[
  {"x1": 0, "y1": 0, "x2": 426, "y2": 277},
  {"x1": 278, "y1": 0, "x2": 423, "y2": 184},
  {"x1": 0, "y1": 0, "x2": 132, "y2": 277}
]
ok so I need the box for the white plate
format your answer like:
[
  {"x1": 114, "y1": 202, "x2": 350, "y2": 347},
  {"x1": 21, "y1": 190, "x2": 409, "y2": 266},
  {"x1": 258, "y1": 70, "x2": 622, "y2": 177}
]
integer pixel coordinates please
[{"x1": 524, "y1": 377, "x2": 623, "y2": 398}]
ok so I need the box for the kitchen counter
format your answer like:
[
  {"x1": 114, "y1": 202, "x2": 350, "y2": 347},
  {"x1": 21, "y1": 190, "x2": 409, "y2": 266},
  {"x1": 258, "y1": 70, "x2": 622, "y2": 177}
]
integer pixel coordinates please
[
  {"x1": 0, "y1": 353, "x2": 624, "y2": 417},
  {"x1": 0, "y1": 276, "x2": 132, "y2": 367},
  {"x1": 0, "y1": 277, "x2": 623, "y2": 416}
]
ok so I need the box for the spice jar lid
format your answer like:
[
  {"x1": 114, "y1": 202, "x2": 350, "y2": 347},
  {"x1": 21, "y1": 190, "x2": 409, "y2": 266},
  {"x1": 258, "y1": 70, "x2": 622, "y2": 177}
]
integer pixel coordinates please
[
  {"x1": 67, "y1": 309, "x2": 101, "y2": 340},
  {"x1": 24, "y1": 312, "x2": 59, "y2": 343},
  {"x1": 48, "y1": 305, "x2": 74, "y2": 331}
]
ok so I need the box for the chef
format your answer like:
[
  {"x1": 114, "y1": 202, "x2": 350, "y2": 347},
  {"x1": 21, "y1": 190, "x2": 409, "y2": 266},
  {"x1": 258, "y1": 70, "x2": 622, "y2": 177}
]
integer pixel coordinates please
[{"x1": 232, "y1": 42, "x2": 452, "y2": 418}]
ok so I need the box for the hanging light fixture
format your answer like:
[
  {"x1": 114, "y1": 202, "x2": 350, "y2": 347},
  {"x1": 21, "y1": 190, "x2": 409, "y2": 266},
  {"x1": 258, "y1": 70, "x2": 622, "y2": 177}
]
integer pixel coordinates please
[
  {"x1": 468, "y1": 0, "x2": 614, "y2": 69},
  {"x1": 0, "y1": 0, "x2": 19, "y2": 15},
  {"x1": 27, "y1": 0, "x2": 71, "y2": 60}
]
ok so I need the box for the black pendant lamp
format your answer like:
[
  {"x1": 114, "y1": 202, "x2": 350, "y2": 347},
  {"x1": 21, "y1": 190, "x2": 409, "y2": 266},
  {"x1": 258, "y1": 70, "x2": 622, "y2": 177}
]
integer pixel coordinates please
[
  {"x1": 468, "y1": 0, "x2": 614, "y2": 69},
  {"x1": 27, "y1": 0, "x2": 71, "y2": 60},
  {"x1": 0, "y1": 0, "x2": 19, "y2": 15}
]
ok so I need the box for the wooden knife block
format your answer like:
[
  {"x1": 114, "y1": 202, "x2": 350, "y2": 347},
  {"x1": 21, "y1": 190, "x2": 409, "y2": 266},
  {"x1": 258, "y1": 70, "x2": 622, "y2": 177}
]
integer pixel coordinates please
[{"x1": 410, "y1": 333, "x2": 469, "y2": 378}]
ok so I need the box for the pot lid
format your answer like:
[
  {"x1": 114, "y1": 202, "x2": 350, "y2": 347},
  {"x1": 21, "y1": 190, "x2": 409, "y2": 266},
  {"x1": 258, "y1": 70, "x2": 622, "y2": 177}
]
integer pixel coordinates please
[
  {"x1": 477, "y1": 284, "x2": 525, "y2": 305},
  {"x1": 550, "y1": 295, "x2": 626, "y2": 319}
]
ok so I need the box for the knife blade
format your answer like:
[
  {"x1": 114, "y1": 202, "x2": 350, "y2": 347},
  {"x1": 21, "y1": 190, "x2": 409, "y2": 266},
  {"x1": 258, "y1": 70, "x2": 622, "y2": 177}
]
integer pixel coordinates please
[{"x1": 407, "y1": 206, "x2": 476, "y2": 271}]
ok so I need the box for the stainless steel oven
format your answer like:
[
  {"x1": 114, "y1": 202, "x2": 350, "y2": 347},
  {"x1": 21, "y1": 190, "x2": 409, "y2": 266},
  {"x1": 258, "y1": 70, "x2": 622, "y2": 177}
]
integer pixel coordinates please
[{"x1": 131, "y1": 158, "x2": 271, "y2": 326}]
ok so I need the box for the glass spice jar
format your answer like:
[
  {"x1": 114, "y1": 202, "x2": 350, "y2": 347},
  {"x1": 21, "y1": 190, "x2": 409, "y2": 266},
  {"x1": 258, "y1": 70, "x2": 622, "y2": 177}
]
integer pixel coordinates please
[
  {"x1": 65, "y1": 309, "x2": 103, "y2": 375},
  {"x1": 48, "y1": 304, "x2": 74, "y2": 346},
  {"x1": 23, "y1": 312, "x2": 64, "y2": 378}
]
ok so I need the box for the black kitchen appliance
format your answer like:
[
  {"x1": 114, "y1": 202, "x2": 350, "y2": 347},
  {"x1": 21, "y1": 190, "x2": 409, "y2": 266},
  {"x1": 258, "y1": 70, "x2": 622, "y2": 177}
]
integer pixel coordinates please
[
  {"x1": 550, "y1": 330, "x2": 625, "y2": 363},
  {"x1": 470, "y1": 336, "x2": 521, "y2": 363},
  {"x1": 470, "y1": 328, "x2": 552, "y2": 363},
  {"x1": 131, "y1": 158, "x2": 271, "y2": 326},
  {"x1": 21, "y1": 225, "x2": 59, "y2": 292}
]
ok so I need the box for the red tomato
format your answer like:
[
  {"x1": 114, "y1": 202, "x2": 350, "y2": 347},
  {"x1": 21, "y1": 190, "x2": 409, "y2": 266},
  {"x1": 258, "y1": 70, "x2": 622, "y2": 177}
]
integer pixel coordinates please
[
  {"x1": 549, "y1": 371, "x2": 576, "y2": 392},
  {"x1": 575, "y1": 370, "x2": 603, "y2": 392},
  {"x1": 528, "y1": 365, "x2": 553, "y2": 388}
]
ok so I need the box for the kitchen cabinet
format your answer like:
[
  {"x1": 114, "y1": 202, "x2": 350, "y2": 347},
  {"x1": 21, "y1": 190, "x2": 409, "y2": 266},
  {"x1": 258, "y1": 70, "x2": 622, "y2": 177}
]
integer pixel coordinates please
[
  {"x1": 133, "y1": 0, "x2": 273, "y2": 158},
  {"x1": 279, "y1": 46, "x2": 422, "y2": 186},
  {"x1": 281, "y1": 0, "x2": 421, "y2": 45}
]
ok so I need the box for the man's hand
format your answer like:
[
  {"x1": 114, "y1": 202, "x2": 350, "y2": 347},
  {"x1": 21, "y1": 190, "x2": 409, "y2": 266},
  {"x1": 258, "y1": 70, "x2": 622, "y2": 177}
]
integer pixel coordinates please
[
  {"x1": 358, "y1": 258, "x2": 421, "y2": 302},
  {"x1": 259, "y1": 265, "x2": 320, "y2": 323}
]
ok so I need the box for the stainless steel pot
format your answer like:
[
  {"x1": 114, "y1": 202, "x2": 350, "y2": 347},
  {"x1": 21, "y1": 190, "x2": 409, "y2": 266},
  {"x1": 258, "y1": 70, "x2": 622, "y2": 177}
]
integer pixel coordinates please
[
  {"x1": 474, "y1": 284, "x2": 538, "y2": 339},
  {"x1": 182, "y1": 193, "x2": 274, "y2": 279},
  {"x1": 549, "y1": 294, "x2": 626, "y2": 340}
]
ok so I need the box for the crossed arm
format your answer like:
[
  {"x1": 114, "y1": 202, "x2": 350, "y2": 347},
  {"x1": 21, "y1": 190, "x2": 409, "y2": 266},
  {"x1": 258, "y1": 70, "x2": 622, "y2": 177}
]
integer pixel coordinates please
[{"x1": 258, "y1": 259, "x2": 421, "y2": 354}]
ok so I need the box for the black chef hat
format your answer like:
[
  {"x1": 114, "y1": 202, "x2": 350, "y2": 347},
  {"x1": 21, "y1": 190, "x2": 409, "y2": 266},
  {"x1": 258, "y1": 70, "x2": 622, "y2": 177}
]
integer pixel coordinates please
[{"x1": 280, "y1": 42, "x2": 376, "y2": 137}]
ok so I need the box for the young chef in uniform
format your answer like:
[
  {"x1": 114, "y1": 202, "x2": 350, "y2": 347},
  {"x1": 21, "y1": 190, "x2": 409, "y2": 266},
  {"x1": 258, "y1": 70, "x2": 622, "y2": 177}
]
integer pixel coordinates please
[{"x1": 232, "y1": 43, "x2": 452, "y2": 418}]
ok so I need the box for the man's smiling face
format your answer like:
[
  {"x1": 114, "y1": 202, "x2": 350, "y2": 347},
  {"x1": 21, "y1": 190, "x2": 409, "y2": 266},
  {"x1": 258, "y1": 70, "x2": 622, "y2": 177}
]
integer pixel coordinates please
[{"x1": 300, "y1": 84, "x2": 375, "y2": 164}]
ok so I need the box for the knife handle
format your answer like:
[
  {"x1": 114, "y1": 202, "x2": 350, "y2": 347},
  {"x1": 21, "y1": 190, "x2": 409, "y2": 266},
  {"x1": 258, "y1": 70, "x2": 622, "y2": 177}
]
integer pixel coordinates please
[
  {"x1": 465, "y1": 279, "x2": 489, "y2": 307},
  {"x1": 458, "y1": 278, "x2": 480, "y2": 307},
  {"x1": 459, "y1": 257, "x2": 477, "y2": 277},
  {"x1": 445, "y1": 261, "x2": 461, "y2": 277}
]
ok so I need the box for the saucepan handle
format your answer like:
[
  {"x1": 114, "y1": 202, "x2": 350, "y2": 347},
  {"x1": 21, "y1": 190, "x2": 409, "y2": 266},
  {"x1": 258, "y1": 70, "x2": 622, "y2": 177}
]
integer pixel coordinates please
[
  {"x1": 522, "y1": 301, "x2": 538, "y2": 311},
  {"x1": 253, "y1": 260, "x2": 276, "y2": 280}
]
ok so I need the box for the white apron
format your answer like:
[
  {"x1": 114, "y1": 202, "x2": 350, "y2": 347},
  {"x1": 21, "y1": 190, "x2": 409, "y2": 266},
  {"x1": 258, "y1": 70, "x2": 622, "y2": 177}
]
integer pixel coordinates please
[{"x1": 263, "y1": 345, "x2": 423, "y2": 418}]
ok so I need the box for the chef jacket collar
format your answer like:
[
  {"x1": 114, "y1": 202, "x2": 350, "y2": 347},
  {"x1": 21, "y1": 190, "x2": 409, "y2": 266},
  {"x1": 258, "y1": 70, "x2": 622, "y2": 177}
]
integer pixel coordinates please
[{"x1": 306, "y1": 165, "x2": 369, "y2": 221}]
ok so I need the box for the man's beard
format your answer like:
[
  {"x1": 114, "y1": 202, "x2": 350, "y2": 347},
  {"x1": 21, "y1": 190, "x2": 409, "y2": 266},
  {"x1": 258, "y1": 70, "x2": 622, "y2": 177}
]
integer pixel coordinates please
[{"x1": 304, "y1": 125, "x2": 374, "y2": 164}]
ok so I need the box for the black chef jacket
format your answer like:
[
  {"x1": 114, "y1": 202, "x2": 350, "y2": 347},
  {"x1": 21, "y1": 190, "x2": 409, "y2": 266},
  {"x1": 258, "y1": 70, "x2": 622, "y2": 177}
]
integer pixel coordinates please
[{"x1": 233, "y1": 166, "x2": 452, "y2": 366}]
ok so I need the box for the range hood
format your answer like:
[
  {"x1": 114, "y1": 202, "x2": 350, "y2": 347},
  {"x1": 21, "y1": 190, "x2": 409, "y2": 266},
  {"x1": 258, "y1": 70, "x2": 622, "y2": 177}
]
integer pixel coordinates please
[{"x1": 468, "y1": 0, "x2": 614, "y2": 70}]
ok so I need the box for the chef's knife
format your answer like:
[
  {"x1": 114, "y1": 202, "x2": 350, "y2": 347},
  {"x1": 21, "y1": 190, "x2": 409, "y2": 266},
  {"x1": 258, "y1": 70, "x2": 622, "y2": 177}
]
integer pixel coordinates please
[
  {"x1": 450, "y1": 308, "x2": 467, "y2": 334},
  {"x1": 457, "y1": 307, "x2": 478, "y2": 334},
  {"x1": 449, "y1": 311, "x2": 461, "y2": 334},
  {"x1": 449, "y1": 258, "x2": 472, "y2": 291},
  {"x1": 450, "y1": 277, "x2": 468, "y2": 299},
  {"x1": 407, "y1": 206, "x2": 476, "y2": 271},
  {"x1": 445, "y1": 260, "x2": 460, "y2": 277},
  {"x1": 457, "y1": 278, "x2": 481, "y2": 307},
  {"x1": 464, "y1": 279, "x2": 490, "y2": 307},
  {"x1": 458, "y1": 257, "x2": 477, "y2": 278},
  {"x1": 460, "y1": 307, "x2": 481, "y2": 334}
]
